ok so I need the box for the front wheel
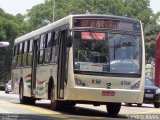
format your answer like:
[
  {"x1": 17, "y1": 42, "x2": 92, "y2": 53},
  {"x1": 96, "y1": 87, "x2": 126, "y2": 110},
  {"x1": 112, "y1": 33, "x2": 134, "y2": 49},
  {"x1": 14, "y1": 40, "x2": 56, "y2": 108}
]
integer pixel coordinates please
[
  {"x1": 154, "y1": 103, "x2": 160, "y2": 108},
  {"x1": 19, "y1": 81, "x2": 35, "y2": 105},
  {"x1": 154, "y1": 95, "x2": 160, "y2": 108},
  {"x1": 106, "y1": 103, "x2": 121, "y2": 116}
]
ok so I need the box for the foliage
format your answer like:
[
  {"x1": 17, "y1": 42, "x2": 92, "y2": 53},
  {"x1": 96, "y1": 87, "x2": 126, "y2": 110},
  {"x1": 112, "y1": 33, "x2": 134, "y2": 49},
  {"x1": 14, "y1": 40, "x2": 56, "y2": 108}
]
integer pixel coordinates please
[
  {"x1": 0, "y1": 9, "x2": 17, "y2": 81},
  {"x1": 144, "y1": 12, "x2": 160, "y2": 62},
  {"x1": 26, "y1": 0, "x2": 159, "y2": 62}
]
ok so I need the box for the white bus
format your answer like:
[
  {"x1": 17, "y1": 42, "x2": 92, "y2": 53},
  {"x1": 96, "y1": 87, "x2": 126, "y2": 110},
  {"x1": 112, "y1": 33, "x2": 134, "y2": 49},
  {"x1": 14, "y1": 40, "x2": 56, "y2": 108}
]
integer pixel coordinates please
[{"x1": 11, "y1": 14, "x2": 145, "y2": 116}]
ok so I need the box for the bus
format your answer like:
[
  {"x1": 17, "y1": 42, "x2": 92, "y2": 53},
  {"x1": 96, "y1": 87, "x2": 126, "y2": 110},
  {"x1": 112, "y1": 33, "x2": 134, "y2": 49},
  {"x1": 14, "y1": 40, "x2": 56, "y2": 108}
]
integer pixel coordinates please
[
  {"x1": 11, "y1": 14, "x2": 145, "y2": 116},
  {"x1": 155, "y1": 33, "x2": 160, "y2": 87}
]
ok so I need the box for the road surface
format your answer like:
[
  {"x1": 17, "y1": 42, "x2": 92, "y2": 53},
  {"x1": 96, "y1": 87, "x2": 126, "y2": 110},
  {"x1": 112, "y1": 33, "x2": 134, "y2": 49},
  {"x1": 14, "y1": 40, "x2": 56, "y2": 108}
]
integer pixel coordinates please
[{"x1": 0, "y1": 91, "x2": 160, "y2": 120}]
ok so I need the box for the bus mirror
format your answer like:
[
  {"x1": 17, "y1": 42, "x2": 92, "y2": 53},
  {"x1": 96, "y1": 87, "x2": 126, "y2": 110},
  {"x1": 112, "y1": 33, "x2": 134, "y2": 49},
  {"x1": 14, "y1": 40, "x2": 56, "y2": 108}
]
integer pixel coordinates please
[
  {"x1": 0, "y1": 42, "x2": 9, "y2": 47},
  {"x1": 67, "y1": 37, "x2": 72, "y2": 47},
  {"x1": 66, "y1": 31, "x2": 72, "y2": 47}
]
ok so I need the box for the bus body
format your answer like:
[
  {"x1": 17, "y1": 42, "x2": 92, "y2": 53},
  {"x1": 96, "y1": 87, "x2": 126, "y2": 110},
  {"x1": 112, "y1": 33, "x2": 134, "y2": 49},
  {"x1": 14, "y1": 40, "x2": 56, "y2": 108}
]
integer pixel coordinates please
[
  {"x1": 11, "y1": 14, "x2": 145, "y2": 116},
  {"x1": 155, "y1": 33, "x2": 160, "y2": 87}
]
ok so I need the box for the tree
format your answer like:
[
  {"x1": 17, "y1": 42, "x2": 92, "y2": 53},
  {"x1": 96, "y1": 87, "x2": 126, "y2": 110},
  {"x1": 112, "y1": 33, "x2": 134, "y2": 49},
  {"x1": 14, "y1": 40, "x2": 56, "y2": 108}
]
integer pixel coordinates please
[
  {"x1": 0, "y1": 9, "x2": 18, "y2": 82},
  {"x1": 144, "y1": 12, "x2": 160, "y2": 62}
]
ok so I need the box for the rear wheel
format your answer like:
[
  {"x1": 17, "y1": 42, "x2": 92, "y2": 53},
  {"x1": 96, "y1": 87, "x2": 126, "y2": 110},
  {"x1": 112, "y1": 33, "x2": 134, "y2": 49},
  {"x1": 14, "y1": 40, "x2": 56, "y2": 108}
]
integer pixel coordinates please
[
  {"x1": 5, "y1": 91, "x2": 9, "y2": 94},
  {"x1": 125, "y1": 103, "x2": 132, "y2": 106},
  {"x1": 50, "y1": 84, "x2": 61, "y2": 110},
  {"x1": 137, "y1": 104, "x2": 142, "y2": 107},
  {"x1": 27, "y1": 98, "x2": 36, "y2": 105},
  {"x1": 19, "y1": 81, "x2": 28, "y2": 104},
  {"x1": 106, "y1": 103, "x2": 121, "y2": 116},
  {"x1": 19, "y1": 81, "x2": 35, "y2": 105}
]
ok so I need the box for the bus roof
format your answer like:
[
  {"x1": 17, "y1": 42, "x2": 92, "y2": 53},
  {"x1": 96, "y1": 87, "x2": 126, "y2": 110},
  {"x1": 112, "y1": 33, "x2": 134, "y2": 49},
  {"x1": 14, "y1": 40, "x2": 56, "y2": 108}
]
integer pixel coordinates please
[
  {"x1": 14, "y1": 14, "x2": 140, "y2": 44},
  {"x1": 15, "y1": 15, "x2": 72, "y2": 44},
  {"x1": 72, "y1": 14, "x2": 139, "y2": 22}
]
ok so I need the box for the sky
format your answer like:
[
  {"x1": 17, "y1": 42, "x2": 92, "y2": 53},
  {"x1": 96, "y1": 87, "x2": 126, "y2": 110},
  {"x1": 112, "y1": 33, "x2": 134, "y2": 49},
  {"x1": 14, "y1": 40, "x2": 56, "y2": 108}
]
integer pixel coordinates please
[
  {"x1": 150, "y1": 0, "x2": 160, "y2": 13},
  {"x1": 0, "y1": 0, "x2": 159, "y2": 15},
  {"x1": 0, "y1": 0, "x2": 45, "y2": 15}
]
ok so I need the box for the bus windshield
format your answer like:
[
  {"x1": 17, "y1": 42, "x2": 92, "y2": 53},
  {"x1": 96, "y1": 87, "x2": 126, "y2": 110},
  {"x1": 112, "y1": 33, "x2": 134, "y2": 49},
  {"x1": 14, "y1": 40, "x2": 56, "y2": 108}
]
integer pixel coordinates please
[{"x1": 73, "y1": 30, "x2": 142, "y2": 74}]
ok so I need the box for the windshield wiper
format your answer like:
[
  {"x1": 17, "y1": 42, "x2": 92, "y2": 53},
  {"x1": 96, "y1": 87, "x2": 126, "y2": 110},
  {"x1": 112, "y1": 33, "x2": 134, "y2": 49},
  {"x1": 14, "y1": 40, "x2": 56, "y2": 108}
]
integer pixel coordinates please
[{"x1": 88, "y1": 29, "x2": 101, "y2": 41}]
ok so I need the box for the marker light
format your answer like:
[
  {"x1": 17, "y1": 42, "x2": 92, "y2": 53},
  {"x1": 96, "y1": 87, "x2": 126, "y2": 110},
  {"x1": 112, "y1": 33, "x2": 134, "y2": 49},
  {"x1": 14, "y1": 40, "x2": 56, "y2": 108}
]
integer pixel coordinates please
[
  {"x1": 75, "y1": 78, "x2": 85, "y2": 86},
  {"x1": 0, "y1": 42, "x2": 9, "y2": 47}
]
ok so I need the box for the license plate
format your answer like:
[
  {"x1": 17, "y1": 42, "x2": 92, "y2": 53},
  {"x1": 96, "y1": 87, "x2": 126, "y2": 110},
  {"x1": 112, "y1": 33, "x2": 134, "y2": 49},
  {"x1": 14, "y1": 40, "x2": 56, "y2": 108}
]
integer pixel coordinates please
[
  {"x1": 102, "y1": 91, "x2": 115, "y2": 96},
  {"x1": 145, "y1": 93, "x2": 153, "y2": 98}
]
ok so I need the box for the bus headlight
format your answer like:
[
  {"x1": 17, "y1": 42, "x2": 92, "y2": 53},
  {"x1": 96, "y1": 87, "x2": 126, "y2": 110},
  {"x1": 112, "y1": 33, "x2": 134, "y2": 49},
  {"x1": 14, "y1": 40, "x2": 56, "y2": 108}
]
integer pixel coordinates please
[
  {"x1": 75, "y1": 79, "x2": 85, "y2": 86},
  {"x1": 130, "y1": 80, "x2": 140, "y2": 89}
]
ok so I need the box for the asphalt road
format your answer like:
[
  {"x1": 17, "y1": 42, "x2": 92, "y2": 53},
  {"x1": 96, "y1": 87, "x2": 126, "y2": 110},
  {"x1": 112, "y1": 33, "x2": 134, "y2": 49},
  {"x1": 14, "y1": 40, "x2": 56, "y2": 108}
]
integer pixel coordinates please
[{"x1": 0, "y1": 91, "x2": 160, "y2": 120}]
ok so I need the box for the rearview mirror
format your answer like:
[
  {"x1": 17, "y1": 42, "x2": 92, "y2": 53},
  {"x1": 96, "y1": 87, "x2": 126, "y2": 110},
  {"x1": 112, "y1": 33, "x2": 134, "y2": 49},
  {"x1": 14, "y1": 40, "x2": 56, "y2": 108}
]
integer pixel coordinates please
[
  {"x1": 66, "y1": 30, "x2": 72, "y2": 47},
  {"x1": 0, "y1": 42, "x2": 9, "y2": 47}
]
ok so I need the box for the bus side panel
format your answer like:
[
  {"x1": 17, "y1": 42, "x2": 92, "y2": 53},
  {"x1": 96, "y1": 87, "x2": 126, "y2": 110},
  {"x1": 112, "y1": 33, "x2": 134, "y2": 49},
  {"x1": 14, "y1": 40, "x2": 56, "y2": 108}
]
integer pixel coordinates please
[
  {"x1": 22, "y1": 67, "x2": 32, "y2": 97},
  {"x1": 35, "y1": 65, "x2": 57, "y2": 99},
  {"x1": 155, "y1": 33, "x2": 160, "y2": 87},
  {"x1": 12, "y1": 68, "x2": 32, "y2": 97}
]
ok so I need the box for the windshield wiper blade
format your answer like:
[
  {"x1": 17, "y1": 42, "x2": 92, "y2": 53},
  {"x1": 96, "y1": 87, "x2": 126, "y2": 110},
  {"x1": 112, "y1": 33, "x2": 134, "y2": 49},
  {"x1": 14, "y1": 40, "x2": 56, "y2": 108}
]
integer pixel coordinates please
[{"x1": 88, "y1": 29, "x2": 100, "y2": 41}]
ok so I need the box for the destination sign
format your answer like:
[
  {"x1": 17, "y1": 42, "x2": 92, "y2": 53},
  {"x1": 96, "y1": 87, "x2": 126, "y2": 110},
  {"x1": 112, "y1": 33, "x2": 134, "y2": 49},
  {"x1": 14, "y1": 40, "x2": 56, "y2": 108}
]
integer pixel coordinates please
[
  {"x1": 81, "y1": 32, "x2": 105, "y2": 40},
  {"x1": 74, "y1": 19, "x2": 140, "y2": 31}
]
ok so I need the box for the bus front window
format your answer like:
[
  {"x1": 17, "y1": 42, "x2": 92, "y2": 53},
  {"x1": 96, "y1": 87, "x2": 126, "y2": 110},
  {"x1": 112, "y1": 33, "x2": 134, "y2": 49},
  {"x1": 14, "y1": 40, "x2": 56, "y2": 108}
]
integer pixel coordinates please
[
  {"x1": 74, "y1": 31, "x2": 109, "y2": 72},
  {"x1": 73, "y1": 31, "x2": 142, "y2": 74},
  {"x1": 108, "y1": 33, "x2": 141, "y2": 73}
]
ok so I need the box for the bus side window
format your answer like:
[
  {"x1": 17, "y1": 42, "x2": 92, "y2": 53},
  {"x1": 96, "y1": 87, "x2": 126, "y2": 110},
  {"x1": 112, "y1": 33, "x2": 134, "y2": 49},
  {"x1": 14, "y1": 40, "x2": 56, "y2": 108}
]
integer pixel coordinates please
[
  {"x1": 48, "y1": 32, "x2": 55, "y2": 47},
  {"x1": 51, "y1": 31, "x2": 59, "y2": 63},
  {"x1": 53, "y1": 31, "x2": 58, "y2": 46},
  {"x1": 21, "y1": 42, "x2": 25, "y2": 67},
  {"x1": 38, "y1": 34, "x2": 45, "y2": 65},
  {"x1": 44, "y1": 32, "x2": 53, "y2": 63},
  {"x1": 12, "y1": 45, "x2": 18, "y2": 68},
  {"x1": 16, "y1": 44, "x2": 20, "y2": 67},
  {"x1": 17, "y1": 43, "x2": 22, "y2": 67},
  {"x1": 23, "y1": 41, "x2": 27, "y2": 67},
  {"x1": 27, "y1": 39, "x2": 33, "y2": 66}
]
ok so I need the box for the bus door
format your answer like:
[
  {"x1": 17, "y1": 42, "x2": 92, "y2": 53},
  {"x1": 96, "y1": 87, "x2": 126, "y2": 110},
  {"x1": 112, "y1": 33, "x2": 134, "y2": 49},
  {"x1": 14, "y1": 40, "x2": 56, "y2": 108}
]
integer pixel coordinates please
[
  {"x1": 57, "y1": 29, "x2": 69, "y2": 99},
  {"x1": 31, "y1": 37, "x2": 39, "y2": 96}
]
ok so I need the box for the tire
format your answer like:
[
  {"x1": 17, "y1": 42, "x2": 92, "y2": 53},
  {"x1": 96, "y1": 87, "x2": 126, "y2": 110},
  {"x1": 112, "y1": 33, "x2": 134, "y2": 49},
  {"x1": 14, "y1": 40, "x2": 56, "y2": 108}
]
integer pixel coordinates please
[
  {"x1": 154, "y1": 95, "x2": 160, "y2": 108},
  {"x1": 125, "y1": 103, "x2": 132, "y2": 106},
  {"x1": 106, "y1": 103, "x2": 121, "y2": 116},
  {"x1": 5, "y1": 91, "x2": 9, "y2": 94},
  {"x1": 154, "y1": 102, "x2": 160, "y2": 108},
  {"x1": 67, "y1": 102, "x2": 76, "y2": 107},
  {"x1": 19, "y1": 81, "x2": 27, "y2": 104},
  {"x1": 50, "y1": 84, "x2": 61, "y2": 110},
  {"x1": 137, "y1": 104, "x2": 142, "y2": 107},
  {"x1": 19, "y1": 81, "x2": 35, "y2": 105},
  {"x1": 27, "y1": 98, "x2": 36, "y2": 105}
]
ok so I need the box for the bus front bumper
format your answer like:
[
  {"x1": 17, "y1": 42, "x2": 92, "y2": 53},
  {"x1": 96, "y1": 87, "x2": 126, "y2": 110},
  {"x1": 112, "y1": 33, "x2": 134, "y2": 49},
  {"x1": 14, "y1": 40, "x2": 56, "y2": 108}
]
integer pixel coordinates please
[{"x1": 66, "y1": 87, "x2": 144, "y2": 104}]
